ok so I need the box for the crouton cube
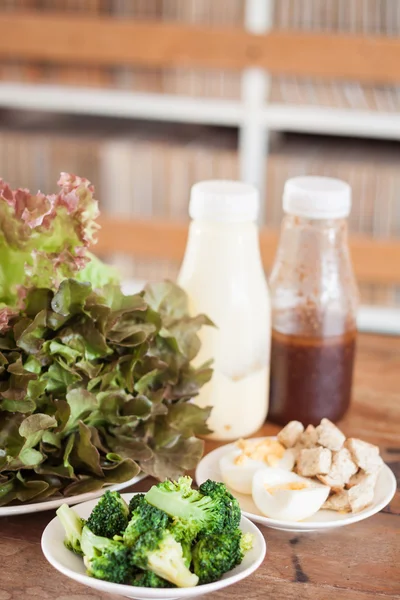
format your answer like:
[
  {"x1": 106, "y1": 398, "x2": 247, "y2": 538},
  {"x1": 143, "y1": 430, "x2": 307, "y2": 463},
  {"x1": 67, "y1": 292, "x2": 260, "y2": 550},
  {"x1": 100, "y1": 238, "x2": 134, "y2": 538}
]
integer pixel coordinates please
[
  {"x1": 277, "y1": 421, "x2": 304, "y2": 448},
  {"x1": 348, "y1": 475, "x2": 376, "y2": 513},
  {"x1": 316, "y1": 418, "x2": 346, "y2": 451},
  {"x1": 344, "y1": 438, "x2": 383, "y2": 473},
  {"x1": 322, "y1": 490, "x2": 351, "y2": 512},
  {"x1": 298, "y1": 424, "x2": 318, "y2": 449},
  {"x1": 296, "y1": 447, "x2": 332, "y2": 477},
  {"x1": 317, "y1": 448, "x2": 358, "y2": 491},
  {"x1": 293, "y1": 425, "x2": 319, "y2": 461},
  {"x1": 290, "y1": 445, "x2": 302, "y2": 462},
  {"x1": 346, "y1": 470, "x2": 379, "y2": 490}
]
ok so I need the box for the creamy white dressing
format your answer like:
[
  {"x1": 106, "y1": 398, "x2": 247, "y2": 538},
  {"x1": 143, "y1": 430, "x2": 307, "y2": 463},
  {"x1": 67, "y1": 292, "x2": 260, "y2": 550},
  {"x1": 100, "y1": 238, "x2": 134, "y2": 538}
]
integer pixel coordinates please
[{"x1": 178, "y1": 218, "x2": 271, "y2": 440}]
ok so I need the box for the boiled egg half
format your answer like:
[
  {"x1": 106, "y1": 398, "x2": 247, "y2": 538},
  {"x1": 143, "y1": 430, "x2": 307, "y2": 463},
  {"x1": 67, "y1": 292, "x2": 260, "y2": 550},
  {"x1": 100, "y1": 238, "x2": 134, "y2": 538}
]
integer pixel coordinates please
[
  {"x1": 252, "y1": 467, "x2": 330, "y2": 522},
  {"x1": 219, "y1": 438, "x2": 296, "y2": 495}
]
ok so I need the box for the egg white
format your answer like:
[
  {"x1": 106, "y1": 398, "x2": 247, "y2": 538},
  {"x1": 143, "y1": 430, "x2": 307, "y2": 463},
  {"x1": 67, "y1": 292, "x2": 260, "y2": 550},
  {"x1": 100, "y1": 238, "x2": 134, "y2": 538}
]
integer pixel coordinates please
[
  {"x1": 219, "y1": 447, "x2": 296, "y2": 495},
  {"x1": 252, "y1": 468, "x2": 330, "y2": 522}
]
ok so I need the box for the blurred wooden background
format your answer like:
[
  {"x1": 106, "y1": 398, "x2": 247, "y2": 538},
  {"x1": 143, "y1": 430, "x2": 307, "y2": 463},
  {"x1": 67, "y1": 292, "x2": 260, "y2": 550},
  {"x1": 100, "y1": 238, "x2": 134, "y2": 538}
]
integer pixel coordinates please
[{"x1": 0, "y1": 0, "x2": 400, "y2": 312}]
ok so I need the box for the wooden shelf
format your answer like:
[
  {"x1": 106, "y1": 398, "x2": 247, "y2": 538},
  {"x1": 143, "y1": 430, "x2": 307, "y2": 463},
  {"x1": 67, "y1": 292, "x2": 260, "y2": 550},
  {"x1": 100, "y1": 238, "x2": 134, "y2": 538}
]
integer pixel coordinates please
[
  {"x1": 97, "y1": 216, "x2": 400, "y2": 286},
  {"x1": 1, "y1": 12, "x2": 400, "y2": 84},
  {"x1": 0, "y1": 4, "x2": 399, "y2": 320}
]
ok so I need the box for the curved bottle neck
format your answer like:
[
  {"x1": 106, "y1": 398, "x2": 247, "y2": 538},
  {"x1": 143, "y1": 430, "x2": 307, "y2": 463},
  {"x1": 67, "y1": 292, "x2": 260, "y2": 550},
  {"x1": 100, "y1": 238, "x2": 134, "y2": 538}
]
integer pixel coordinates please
[
  {"x1": 270, "y1": 214, "x2": 359, "y2": 337},
  {"x1": 280, "y1": 213, "x2": 348, "y2": 239},
  {"x1": 272, "y1": 214, "x2": 350, "y2": 263},
  {"x1": 185, "y1": 219, "x2": 261, "y2": 255},
  {"x1": 178, "y1": 218, "x2": 266, "y2": 287}
]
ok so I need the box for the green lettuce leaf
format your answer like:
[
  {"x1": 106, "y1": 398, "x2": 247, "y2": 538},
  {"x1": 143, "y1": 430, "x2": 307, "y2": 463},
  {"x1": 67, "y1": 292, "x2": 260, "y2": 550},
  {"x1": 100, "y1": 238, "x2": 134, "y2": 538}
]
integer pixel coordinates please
[
  {"x1": 0, "y1": 278, "x2": 213, "y2": 505},
  {"x1": 76, "y1": 252, "x2": 119, "y2": 290},
  {"x1": 141, "y1": 436, "x2": 205, "y2": 481},
  {"x1": 144, "y1": 281, "x2": 188, "y2": 323}
]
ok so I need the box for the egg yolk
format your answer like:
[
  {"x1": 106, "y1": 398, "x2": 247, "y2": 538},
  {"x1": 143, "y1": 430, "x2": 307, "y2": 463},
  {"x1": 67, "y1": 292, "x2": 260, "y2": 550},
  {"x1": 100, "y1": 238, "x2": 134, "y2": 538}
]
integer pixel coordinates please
[
  {"x1": 265, "y1": 482, "x2": 309, "y2": 494},
  {"x1": 234, "y1": 438, "x2": 286, "y2": 466}
]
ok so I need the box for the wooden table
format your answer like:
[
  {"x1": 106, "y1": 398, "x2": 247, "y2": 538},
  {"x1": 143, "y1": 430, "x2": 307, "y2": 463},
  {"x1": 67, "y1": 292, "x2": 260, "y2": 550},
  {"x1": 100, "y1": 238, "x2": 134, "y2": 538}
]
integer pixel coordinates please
[{"x1": 1, "y1": 333, "x2": 399, "y2": 600}]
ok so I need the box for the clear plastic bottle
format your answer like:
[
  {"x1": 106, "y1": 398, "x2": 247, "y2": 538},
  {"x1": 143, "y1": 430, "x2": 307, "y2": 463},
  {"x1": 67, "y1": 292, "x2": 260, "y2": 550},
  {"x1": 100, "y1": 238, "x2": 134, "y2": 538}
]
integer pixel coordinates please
[
  {"x1": 268, "y1": 176, "x2": 359, "y2": 426},
  {"x1": 178, "y1": 180, "x2": 271, "y2": 440}
]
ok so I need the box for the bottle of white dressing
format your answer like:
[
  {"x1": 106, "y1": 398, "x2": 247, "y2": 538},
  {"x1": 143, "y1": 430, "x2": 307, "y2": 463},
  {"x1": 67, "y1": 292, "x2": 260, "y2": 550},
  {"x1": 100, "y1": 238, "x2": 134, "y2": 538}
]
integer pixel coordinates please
[{"x1": 178, "y1": 180, "x2": 271, "y2": 440}]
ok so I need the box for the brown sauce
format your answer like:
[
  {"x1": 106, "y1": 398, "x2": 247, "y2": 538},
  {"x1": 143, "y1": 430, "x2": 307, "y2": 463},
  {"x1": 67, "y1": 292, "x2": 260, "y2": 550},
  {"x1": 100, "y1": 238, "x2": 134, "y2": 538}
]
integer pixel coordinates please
[{"x1": 268, "y1": 329, "x2": 357, "y2": 425}]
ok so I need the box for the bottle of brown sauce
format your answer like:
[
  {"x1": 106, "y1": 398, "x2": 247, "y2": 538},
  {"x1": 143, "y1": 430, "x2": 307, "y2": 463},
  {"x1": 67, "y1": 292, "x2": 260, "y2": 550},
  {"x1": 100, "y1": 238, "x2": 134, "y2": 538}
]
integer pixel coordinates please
[{"x1": 268, "y1": 176, "x2": 359, "y2": 425}]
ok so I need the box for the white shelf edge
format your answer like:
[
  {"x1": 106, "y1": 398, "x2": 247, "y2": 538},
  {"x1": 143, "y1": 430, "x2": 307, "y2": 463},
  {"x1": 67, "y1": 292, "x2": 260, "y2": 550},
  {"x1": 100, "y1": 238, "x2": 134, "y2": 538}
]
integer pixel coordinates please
[
  {"x1": 262, "y1": 104, "x2": 400, "y2": 140},
  {"x1": 357, "y1": 305, "x2": 400, "y2": 336},
  {"x1": 0, "y1": 83, "x2": 243, "y2": 126},
  {"x1": 2, "y1": 83, "x2": 400, "y2": 141}
]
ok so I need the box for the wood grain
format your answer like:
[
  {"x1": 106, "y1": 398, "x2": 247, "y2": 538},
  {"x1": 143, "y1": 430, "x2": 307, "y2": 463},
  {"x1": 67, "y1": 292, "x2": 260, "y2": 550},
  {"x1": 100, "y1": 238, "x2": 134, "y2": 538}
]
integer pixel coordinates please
[
  {"x1": 1, "y1": 13, "x2": 400, "y2": 84},
  {"x1": 1, "y1": 333, "x2": 399, "y2": 600},
  {"x1": 95, "y1": 216, "x2": 400, "y2": 285}
]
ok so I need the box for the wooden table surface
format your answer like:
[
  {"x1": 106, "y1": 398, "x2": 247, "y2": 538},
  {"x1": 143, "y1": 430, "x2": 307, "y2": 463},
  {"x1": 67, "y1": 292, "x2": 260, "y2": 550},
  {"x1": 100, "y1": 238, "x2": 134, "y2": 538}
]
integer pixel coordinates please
[{"x1": 1, "y1": 333, "x2": 399, "y2": 600}]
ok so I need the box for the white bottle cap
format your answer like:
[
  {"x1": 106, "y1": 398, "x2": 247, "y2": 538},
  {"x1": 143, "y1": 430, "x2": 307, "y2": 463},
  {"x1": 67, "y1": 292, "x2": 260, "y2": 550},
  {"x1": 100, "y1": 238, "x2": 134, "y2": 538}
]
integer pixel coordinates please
[
  {"x1": 283, "y1": 176, "x2": 351, "y2": 219},
  {"x1": 189, "y1": 180, "x2": 259, "y2": 222}
]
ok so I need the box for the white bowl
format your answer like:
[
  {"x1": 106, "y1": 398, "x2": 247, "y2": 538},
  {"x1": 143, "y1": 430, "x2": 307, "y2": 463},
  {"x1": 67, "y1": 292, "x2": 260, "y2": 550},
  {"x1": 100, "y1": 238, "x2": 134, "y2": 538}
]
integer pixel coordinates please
[
  {"x1": 41, "y1": 493, "x2": 267, "y2": 600},
  {"x1": 196, "y1": 438, "x2": 397, "y2": 533}
]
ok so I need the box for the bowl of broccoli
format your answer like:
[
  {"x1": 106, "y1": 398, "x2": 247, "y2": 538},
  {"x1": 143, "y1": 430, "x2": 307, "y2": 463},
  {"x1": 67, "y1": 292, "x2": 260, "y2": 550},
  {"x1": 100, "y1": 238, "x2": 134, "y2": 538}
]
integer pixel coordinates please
[{"x1": 41, "y1": 477, "x2": 266, "y2": 599}]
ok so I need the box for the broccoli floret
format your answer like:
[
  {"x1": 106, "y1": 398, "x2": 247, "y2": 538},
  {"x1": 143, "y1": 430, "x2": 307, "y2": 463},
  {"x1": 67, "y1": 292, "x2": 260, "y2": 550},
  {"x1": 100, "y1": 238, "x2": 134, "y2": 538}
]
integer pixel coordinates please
[
  {"x1": 169, "y1": 518, "x2": 198, "y2": 569},
  {"x1": 131, "y1": 570, "x2": 174, "y2": 588},
  {"x1": 192, "y1": 529, "x2": 253, "y2": 584},
  {"x1": 240, "y1": 532, "x2": 254, "y2": 554},
  {"x1": 56, "y1": 503, "x2": 85, "y2": 556},
  {"x1": 145, "y1": 476, "x2": 240, "y2": 537},
  {"x1": 128, "y1": 493, "x2": 146, "y2": 515},
  {"x1": 81, "y1": 525, "x2": 132, "y2": 584},
  {"x1": 124, "y1": 501, "x2": 170, "y2": 547},
  {"x1": 86, "y1": 490, "x2": 129, "y2": 538},
  {"x1": 199, "y1": 479, "x2": 241, "y2": 532},
  {"x1": 131, "y1": 528, "x2": 199, "y2": 588}
]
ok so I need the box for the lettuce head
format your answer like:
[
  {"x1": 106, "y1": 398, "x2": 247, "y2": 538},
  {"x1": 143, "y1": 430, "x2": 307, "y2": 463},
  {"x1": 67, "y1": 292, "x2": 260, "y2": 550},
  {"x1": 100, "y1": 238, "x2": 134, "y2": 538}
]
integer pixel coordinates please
[{"x1": 0, "y1": 172, "x2": 118, "y2": 307}]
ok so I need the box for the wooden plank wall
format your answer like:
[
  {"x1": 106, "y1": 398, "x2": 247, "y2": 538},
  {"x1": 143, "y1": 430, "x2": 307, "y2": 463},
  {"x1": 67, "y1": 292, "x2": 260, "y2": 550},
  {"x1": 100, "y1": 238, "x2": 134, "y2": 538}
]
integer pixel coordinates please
[
  {"x1": 1, "y1": 11, "x2": 400, "y2": 285},
  {"x1": 0, "y1": 13, "x2": 400, "y2": 84},
  {"x1": 96, "y1": 217, "x2": 400, "y2": 285}
]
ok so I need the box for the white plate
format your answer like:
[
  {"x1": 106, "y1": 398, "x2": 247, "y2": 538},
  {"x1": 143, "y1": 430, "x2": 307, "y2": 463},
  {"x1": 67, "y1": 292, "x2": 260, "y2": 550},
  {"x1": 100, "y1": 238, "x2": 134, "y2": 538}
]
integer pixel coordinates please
[
  {"x1": 195, "y1": 438, "x2": 397, "y2": 532},
  {"x1": 0, "y1": 473, "x2": 146, "y2": 517},
  {"x1": 41, "y1": 493, "x2": 266, "y2": 600}
]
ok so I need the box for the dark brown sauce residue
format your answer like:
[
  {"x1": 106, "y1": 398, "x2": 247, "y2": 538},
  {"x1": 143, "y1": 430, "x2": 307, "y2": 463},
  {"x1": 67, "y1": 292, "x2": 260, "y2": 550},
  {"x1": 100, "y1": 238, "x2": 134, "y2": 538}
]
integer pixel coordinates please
[{"x1": 268, "y1": 329, "x2": 356, "y2": 425}]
